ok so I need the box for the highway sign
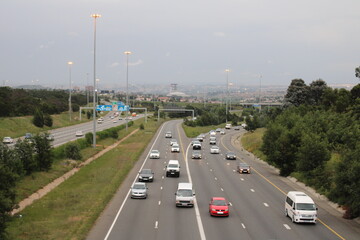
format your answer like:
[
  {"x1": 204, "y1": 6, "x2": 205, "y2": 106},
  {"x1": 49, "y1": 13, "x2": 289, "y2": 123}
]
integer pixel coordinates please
[
  {"x1": 118, "y1": 105, "x2": 130, "y2": 111},
  {"x1": 96, "y1": 105, "x2": 113, "y2": 111}
]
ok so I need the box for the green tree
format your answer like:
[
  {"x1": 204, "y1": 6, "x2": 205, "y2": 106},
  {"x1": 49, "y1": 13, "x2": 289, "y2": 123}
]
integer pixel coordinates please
[
  {"x1": 0, "y1": 144, "x2": 18, "y2": 239},
  {"x1": 355, "y1": 66, "x2": 360, "y2": 81},
  {"x1": 14, "y1": 140, "x2": 35, "y2": 175},
  {"x1": 309, "y1": 79, "x2": 328, "y2": 105},
  {"x1": 33, "y1": 134, "x2": 53, "y2": 171},
  {"x1": 332, "y1": 144, "x2": 360, "y2": 218},
  {"x1": 43, "y1": 114, "x2": 53, "y2": 127},
  {"x1": 32, "y1": 108, "x2": 44, "y2": 127},
  {"x1": 64, "y1": 143, "x2": 82, "y2": 160},
  {"x1": 284, "y1": 79, "x2": 310, "y2": 107}
]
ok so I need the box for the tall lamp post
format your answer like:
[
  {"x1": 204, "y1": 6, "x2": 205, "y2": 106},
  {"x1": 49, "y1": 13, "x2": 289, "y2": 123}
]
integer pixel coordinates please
[
  {"x1": 68, "y1": 61, "x2": 73, "y2": 121},
  {"x1": 124, "y1": 51, "x2": 132, "y2": 131},
  {"x1": 96, "y1": 78, "x2": 100, "y2": 104},
  {"x1": 225, "y1": 68, "x2": 230, "y2": 122},
  {"x1": 91, "y1": 13, "x2": 101, "y2": 148}
]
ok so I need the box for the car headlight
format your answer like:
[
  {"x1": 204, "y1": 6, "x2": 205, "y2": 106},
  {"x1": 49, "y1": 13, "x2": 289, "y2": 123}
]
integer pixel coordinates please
[
  {"x1": 139, "y1": 176, "x2": 143, "y2": 179},
  {"x1": 149, "y1": 176, "x2": 153, "y2": 179},
  {"x1": 211, "y1": 208, "x2": 216, "y2": 211}
]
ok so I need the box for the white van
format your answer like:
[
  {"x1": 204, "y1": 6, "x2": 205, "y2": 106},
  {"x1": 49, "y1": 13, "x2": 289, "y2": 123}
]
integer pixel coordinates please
[
  {"x1": 285, "y1": 191, "x2": 317, "y2": 223},
  {"x1": 175, "y1": 183, "x2": 195, "y2": 207},
  {"x1": 225, "y1": 123, "x2": 232, "y2": 129},
  {"x1": 166, "y1": 160, "x2": 180, "y2": 177},
  {"x1": 209, "y1": 136, "x2": 216, "y2": 145}
]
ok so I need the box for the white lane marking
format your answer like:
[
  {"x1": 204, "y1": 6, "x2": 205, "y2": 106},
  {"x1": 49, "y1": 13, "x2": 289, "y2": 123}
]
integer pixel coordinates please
[
  {"x1": 155, "y1": 221, "x2": 158, "y2": 229},
  {"x1": 164, "y1": 161, "x2": 166, "y2": 164},
  {"x1": 250, "y1": 189, "x2": 255, "y2": 192},
  {"x1": 160, "y1": 186, "x2": 163, "y2": 190},
  {"x1": 158, "y1": 201, "x2": 161, "y2": 205},
  {"x1": 283, "y1": 224, "x2": 291, "y2": 230},
  {"x1": 229, "y1": 202, "x2": 232, "y2": 206},
  {"x1": 240, "y1": 178, "x2": 244, "y2": 181},
  {"x1": 206, "y1": 162, "x2": 209, "y2": 165},
  {"x1": 210, "y1": 169, "x2": 213, "y2": 172},
  {"x1": 185, "y1": 142, "x2": 207, "y2": 240},
  {"x1": 214, "y1": 177, "x2": 217, "y2": 180},
  {"x1": 221, "y1": 188, "x2": 224, "y2": 191},
  {"x1": 264, "y1": 203, "x2": 269, "y2": 207},
  {"x1": 103, "y1": 123, "x2": 166, "y2": 240},
  {"x1": 232, "y1": 170, "x2": 236, "y2": 172},
  {"x1": 227, "y1": 163, "x2": 230, "y2": 165},
  {"x1": 162, "y1": 176, "x2": 164, "y2": 179},
  {"x1": 241, "y1": 223, "x2": 246, "y2": 229}
]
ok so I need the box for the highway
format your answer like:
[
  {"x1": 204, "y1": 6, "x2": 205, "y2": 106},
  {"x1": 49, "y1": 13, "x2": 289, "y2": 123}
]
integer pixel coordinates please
[
  {"x1": 4, "y1": 113, "x2": 144, "y2": 147},
  {"x1": 87, "y1": 120, "x2": 360, "y2": 240}
]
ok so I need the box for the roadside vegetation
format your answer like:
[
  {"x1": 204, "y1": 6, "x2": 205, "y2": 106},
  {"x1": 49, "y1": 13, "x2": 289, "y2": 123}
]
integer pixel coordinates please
[
  {"x1": 242, "y1": 78, "x2": 360, "y2": 219},
  {"x1": 6, "y1": 117, "x2": 160, "y2": 240}
]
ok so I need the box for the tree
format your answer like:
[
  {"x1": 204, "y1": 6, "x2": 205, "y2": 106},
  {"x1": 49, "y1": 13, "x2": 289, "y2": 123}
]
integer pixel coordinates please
[
  {"x1": 0, "y1": 144, "x2": 18, "y2": 239},
  {"x1": 284, "y1": 79, "x2": 310, "y2": 107},
  {"x1": 309, "y1": 79, "x2": 328, "y2": 105},
  {"x1": 43, "y1": 114, "x2": 53, "y2": 127},
  {"x1": 33, "y1": 134, "x2": 53, "y2": 171},
  {"x1": 332, "y1": 144, "x2": 360, "y2": 218},
  {"x1": 355, "y1": 66, "x2": 360, "y2": 81},
  {"x1": 65, "y1": 143, "x2": 82, "y2": 160},
  {"x1": 32, "y1": 108, "x2": 44, "y2": 127},
  {"x1": 14, "y1": 140, "x2": 36, "y2": 175}
]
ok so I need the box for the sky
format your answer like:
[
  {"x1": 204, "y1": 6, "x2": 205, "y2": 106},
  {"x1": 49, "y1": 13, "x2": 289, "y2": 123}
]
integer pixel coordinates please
[{"x1": 1, "y1": 0, "x2": 360, "y2": 90}]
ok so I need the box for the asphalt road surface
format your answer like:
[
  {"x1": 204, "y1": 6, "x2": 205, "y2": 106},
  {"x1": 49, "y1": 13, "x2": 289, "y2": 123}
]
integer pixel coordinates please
[{"x1": 87, "y1": 120, "x2": 360, "y2": 240}]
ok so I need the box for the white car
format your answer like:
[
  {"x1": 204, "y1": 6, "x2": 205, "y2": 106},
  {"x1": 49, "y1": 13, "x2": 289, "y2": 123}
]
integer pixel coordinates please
[
  {"x1": 165, "y1": 131, "x2": 172, "y2": 138},
  {"x1": 171, "y1": 143, "x2": 180, "y2": 152},
  {"x1": 170, "y1": 139, "x2": 177, "y2": 146},
  {"x1": 97, "y1": 119, "x2": 103, "y2": 124},
  {"x1": 220, "y1": 129, "x2": 226, "y2": 135},
  {"x1": 2, "y1": 137, "x2": 14, "y2": 144},
  {"x1": 113, "y1": 119, "x2": 118, "y2": 123},
  {"x1": 210, "y1": 130, "x2": 216, "y2": 136},
  {"x1": 149, "y1": 150, "x2": 160, "y2": 159},
  {"x1": 210, "y1": 146, "x2": 220, "y2": 154},
  {"x1": 75, "y1": 131, "x2": 84, "y2": 137}
]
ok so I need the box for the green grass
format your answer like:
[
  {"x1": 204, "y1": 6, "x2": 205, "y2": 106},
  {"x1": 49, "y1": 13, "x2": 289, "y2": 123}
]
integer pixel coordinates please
[
  {"x1": 240, "y1": 128, "x2": 267, "y2": 160},
  {"x1": 13, "y1": 117, "x2": 148, "y2": 204},
  {"x1": 182, "y1": 123, "x2": 226, "y2": 138},
  {"x1": 0, "y1": 111, "x2": 91, "y2": 139},
  {"x1": 7, "y1": 119, "x2": 161, "y2": 240}
]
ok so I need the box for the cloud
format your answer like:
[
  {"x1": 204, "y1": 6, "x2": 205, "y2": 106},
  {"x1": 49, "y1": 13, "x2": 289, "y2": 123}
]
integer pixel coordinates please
[
  {"x1": 39, "y1": 41, "x2": 55, "y2": 49},
  {"x1": 165, "y1": 52, "x2": 171, "y2": 57},
  {"x1": 213, "y1": 32, "x2": 225, "y2": 37},
  {"x1": 129, "y1": 59, "x2": 143, "y2": 66},
  {"x1": 67, "y1": 32, "x2": 79, "y2": 37},
  {"x1": 110, "y1": 62, "x2": 120, "y2": 68}
]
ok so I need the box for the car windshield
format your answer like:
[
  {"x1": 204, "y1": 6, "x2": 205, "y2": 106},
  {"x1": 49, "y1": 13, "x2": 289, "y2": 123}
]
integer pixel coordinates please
[
  {"x1": 193, "y1": 151, "x2": 200, "y2": 154},
  {"x1": 228, "y1": 152, "x2": 235, "y2": 155},
  {"x1": 151, "y1": 150, "x2": 158, "y2": 154},
  {"x1": 212, "y1": 200, "x2": 227, "y2": 206},
  {"x1": 168, "y1": 164, "x2": 178, "y2": 168},
  {"x1": 240, "y1": 164, "x2": 249, "y2": 168},
  {"x1": 177, "y1": 189, "x2": 193, "y2": 197},
  {"x1": 133, "y1": 184, "x2": 145, "y2": 189},
  {"x1": 212, "y1": 146, "x2": 219, "y2": 149},
  {"x1": 296, "y1": 203, "x2": 316, "y2": 210},
  {"x1": 141, "y1": 169, "x2": 152, "y2": 174}
]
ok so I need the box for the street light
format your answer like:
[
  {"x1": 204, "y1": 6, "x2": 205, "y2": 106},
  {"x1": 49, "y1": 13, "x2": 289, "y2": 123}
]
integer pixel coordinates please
[
  {"x1": 124, "y1": 51, "x2": 132, "y2": 131},
  {"x1": 91, "y1": 13, "x2": 101, "y2": 148},
  {"x1": 68, "y1": 61, "x2": 73, "y2": 121},
  {"x1": 96, "y1": 78, "x2": 100, "y2": 105},
  {"x1": 225, "y1": 68, "x2": 230, "y2": 122}
]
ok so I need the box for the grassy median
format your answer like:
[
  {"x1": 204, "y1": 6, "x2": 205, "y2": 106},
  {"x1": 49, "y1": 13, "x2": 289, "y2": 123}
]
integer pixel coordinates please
[
  {"x1": 7, "y1": 118, "x2": 160, "y2": 240},
  {"x1": 182, "y1": 123, "x2": 225, "y2": 138}
]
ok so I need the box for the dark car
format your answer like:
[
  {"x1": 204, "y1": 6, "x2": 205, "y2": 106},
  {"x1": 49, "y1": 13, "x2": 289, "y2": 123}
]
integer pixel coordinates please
[
  {"x1": 237, "y1": 163, "x2": 251, "y2": 173},
  {"x1": 191, "y1": 150, "x2": 202, "y2": 159},
  {"x1": 138, "y1": 169, "x2": 154, "y2": 182},
  {"x1": 225, "y1": 152, "x2": 237, "y2": 160}
]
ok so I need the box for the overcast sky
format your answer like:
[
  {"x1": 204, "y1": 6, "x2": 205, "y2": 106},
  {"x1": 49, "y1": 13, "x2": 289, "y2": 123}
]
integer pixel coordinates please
[{"x1": 1, "y1": 0, "x2": 360, "y2": 89}]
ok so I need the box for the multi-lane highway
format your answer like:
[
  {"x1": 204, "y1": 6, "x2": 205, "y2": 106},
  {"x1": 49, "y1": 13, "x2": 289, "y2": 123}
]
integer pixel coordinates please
[{"x1": 87, "y1": 120, "x2": 360, "y2": 240}]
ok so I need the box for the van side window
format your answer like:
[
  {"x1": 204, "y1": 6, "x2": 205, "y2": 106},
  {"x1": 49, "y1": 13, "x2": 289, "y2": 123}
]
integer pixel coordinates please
[{"x1": 286, "y1": 197, "x2": 293, "y2": 206}]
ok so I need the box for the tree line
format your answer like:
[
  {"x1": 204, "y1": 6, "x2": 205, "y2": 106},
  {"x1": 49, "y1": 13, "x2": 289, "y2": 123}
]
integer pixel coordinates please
[
  {"x1": 0, "y1": 87, "x2": 88, "y2": 117},
  {"x1": 261, "y1": 79, "x2": 360, "y2": 218}
]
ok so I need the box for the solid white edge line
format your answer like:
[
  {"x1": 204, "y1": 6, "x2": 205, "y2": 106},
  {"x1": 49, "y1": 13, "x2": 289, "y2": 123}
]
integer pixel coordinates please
[
  {"x1": 103, "y1": 123, "x2": 166, "y2": 240},
  {"x1": 155, "y1": 221, "x2": 158, "y2": 229},
  {"x1": 241, "y1": 223, "x2": 246, "y2": 229},
  {"x1": 185, "y1": 142, "x2": 207, "y2": 240},
  {"x1": 264, "y1": 203, "x2": 269, "y2": 207}
]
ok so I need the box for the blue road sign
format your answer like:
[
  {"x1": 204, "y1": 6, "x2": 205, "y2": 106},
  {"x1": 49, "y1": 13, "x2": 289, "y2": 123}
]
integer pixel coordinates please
[
  {"x1": 96, "y1": 105, "x2": 113, "y2": 111},
  {"x1": 118, "y1": 105, "x2": 130, "y2": 111}
]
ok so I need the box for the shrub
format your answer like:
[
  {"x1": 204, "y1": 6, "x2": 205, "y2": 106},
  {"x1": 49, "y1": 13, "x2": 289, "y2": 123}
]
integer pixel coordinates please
[
  {"x1": 64, "y1": 143, "x2": 82, "y2": 160},
  {"x1": 140, "y1": 123, "x2": 144, "y2": 130},
  {"x1": 44, "y1": 114, "x2": 53, "y2": 127}
]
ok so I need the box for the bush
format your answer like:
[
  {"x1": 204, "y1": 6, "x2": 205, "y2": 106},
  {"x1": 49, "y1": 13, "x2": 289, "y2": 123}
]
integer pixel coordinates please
[
  {"x1": 140, "y1": 123, "x2": 144, "y2": 130},
  {"x1": 32, "y1": 109, "x2": 44, "y2": 127},
  {"x1": 64, "y1": 143, "x2": 82, "y2": 160},
  {"x1": 44, "y1": 114, "x2": 53, "y2": 127}
]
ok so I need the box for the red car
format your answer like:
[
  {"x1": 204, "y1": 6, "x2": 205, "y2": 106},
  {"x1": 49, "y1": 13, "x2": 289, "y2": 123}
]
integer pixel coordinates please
[{"x1": 209, "y1": 197, "x2": 230, "y2": 217}]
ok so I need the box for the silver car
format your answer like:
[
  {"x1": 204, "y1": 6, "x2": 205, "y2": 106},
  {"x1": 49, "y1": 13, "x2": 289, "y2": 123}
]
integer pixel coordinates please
[
  {"x1": 191, "y1": 150, "x2": 202, "y2": 159},
  {"x1": 210, "y1": 146, "x2": 220, "y2": 154},
  {"x1": 131, "y1": 182, "x2": 148, "y2": 199},
  {"x1": 149, "y1": 150, "x2": 160, "y2": 159}
]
